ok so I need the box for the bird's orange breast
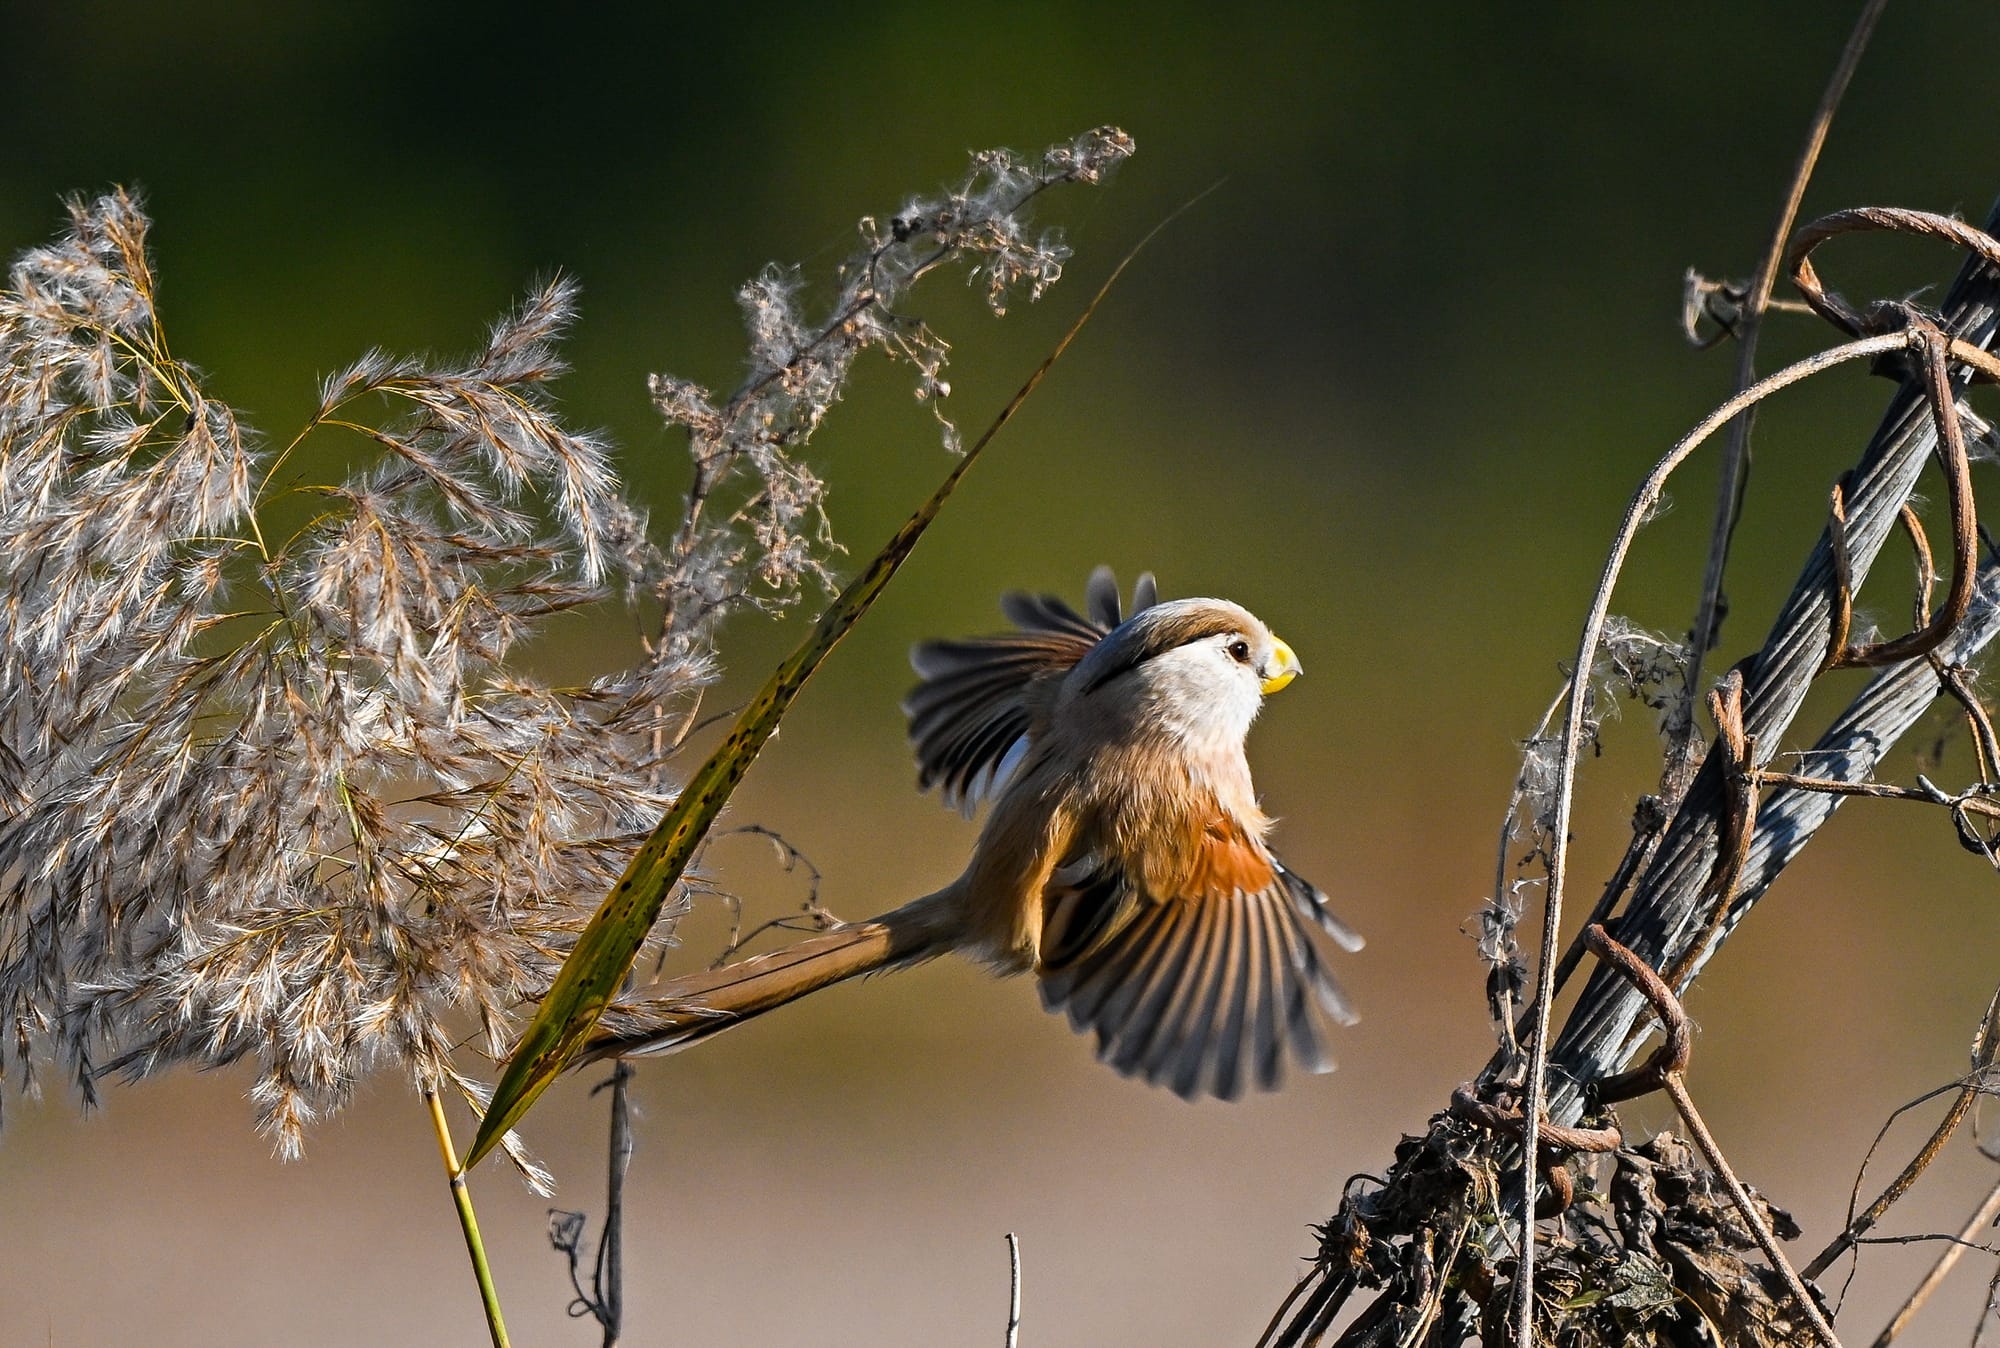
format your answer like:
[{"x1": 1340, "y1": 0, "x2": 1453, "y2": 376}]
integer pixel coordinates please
[{"x1": 1183, "y1": 813, "x2": 1275, "y2": 899}]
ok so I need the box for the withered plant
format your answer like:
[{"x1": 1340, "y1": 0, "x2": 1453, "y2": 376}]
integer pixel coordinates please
[{"x1": 1260, "y1": 6, "x2": 2000, "y2": 1346}]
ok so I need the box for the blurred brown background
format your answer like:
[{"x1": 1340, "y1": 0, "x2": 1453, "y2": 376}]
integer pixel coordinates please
[{"x1": 8, "y1": 2, "x2": 2000, "y2": 1343}]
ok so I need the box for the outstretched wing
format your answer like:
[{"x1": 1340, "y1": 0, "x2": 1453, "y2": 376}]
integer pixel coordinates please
[
  {"x1": 1036, "y1": 842, "x2": 1361, "y2": 1102},
  {"x1": 904, "y1": 567, "x2": 1156, "y2": 812}
]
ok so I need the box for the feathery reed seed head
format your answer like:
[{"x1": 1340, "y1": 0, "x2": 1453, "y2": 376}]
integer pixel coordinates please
[{"x1": 0, "y1": 125, "x2": 1131, "y2": 1159}]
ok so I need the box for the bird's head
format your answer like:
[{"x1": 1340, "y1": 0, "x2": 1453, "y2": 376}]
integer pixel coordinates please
[{"x1": 1065, "y1": 597, "x2": 1301, "y2": 752}]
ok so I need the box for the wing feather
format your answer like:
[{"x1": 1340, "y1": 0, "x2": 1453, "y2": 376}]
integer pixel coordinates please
[
  {"x1": 1277, "y1": 860, "x2": 1365, "y2": 953},
  {"x1": 906, "y1": 570, "x2": 1160, "y2": 812},
  {"x1": 1166, "y1": 894, "x2": 1235, "y2": 1098},
  {"x1": 1246, "y1": 888, "x2": 1287, "y2": 1090},
  {"x1": 1120, "y1": 889, "x2": 1221, "y2": 1081},
  {"x1": 1056, "y1": 895, "x2": 1166, "y2": 1032},
  {"x1": 1208, "y1": 890, "x2": 1253, "y2": 1100},
  {"x1": 1036, "y1": 847, "x2": 1356, "y2": 1100},
  {"x1": 1093, "y1": 905, "x2": 1192, "y2": 1064},
  {"x1": 1269, "y1": 907, "x2": 1329, "y2": 1075}
]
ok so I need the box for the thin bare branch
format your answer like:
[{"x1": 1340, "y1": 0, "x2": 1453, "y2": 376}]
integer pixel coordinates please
[
  {"x1": 1005, "y1": 1233, "x2": 1022, "y2": 1348},
  {"x1": 1806, "y1": 979, "x2": 2000, "y2": 1282},
  {"x1": 1681, "y1": 0, "x2": 1889, "y2": 780},
  {"x1": 1871, "y1": 1174, "x2": 2000, "y2": 1346}
]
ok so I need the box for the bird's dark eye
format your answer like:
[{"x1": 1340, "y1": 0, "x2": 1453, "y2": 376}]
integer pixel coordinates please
[{"x1": 1227, "y1": 638, "x2": 1252, "y2": 664}]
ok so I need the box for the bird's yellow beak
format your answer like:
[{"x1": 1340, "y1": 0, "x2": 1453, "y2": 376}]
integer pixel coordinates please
[{"x1": 1260, "y1": 637, "x2": 1301, "y2": 695}]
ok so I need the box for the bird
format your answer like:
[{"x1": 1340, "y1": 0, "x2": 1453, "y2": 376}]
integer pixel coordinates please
[{"x1": 583, "y1": 567, "x2": 1361, "y2": 1100}]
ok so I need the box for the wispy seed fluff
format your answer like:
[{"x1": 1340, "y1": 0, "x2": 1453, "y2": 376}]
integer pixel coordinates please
[{"x1": 0, "y1": 128, "x2": 1132, "y2": 1159}]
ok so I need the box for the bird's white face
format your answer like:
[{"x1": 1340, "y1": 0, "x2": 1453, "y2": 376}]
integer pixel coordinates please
[
  {"x1": 1064, "y1": 599, "x2": 1302, "y2": 760},
  {"x1": 1137, "y1": 621, "x2": 1301, "y2": 755}
]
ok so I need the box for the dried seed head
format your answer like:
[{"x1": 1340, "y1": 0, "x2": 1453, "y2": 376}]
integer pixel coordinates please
[{"x1": 0, "y1": 131, "x2": 1132, "y2": 1158}]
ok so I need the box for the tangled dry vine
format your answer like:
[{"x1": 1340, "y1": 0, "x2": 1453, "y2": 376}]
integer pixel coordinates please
[{"x1": 1255, "y1": 166, "x2": 2000, "y2": 1348}]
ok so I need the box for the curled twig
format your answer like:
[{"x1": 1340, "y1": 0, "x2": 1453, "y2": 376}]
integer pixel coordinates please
[
  {"x1": 1448, "y1": 1082, "x2": 1623, "y2": 1158},
  {"x1": 1790, "y1": 208, "x2": 2000, "y2": 339},
  {"x1": 1902, "y1": 503, "x2": 1937, "y2": 631},
  {"x1": 547, "y1": 1061, "x2": 634, "y2": 1343},
  {"x1": 1935, "y1": 657, "x2": 2000, "y2": 784},
  {"x1": 1513, "y1": 794, "x2": 1669, "y2": 1051},
  {"x1": 1448, "y1": 1082, "x2": 1619, "y2": 1219},
  {"x1": 1583, "y1": 925, "x2": 1842, "y2": 1347},
  {"x1": 1826, "y1": 472, "x2": 1857, "y2": 667},
  {"x1": 1586, "y1": 954, "x2": 1693, "y2": 1107},
  {"x1": 698, "y1": 824, "x2": 834, "y2": 969},
  {"x1": 1831, "y1": 323, "x2": 1979, "y2": 668},
  {"x1": 1664, "y1": 671, "x2": 1758, "y2": 992}
]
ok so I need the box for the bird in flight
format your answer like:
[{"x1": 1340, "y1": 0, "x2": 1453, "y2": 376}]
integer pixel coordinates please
[{"x1": 585, "y1": 568, "x2": 1360, "y2": 1099}]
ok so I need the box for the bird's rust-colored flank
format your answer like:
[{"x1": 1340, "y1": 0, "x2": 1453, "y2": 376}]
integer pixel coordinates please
[
  {"x1": 585, "y1": 567, "x2": 1360, "y2": 1100},
  {"x1": 1187, "y1": 814, "x2": 1277, "y2": 899}
]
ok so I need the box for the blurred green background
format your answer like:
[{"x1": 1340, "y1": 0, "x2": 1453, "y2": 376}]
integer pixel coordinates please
[{"x1": 8, "y1": 2, "x2": 2000, "y2": 1344}]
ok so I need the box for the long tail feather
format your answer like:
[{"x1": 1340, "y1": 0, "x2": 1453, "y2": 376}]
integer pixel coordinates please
[{"x1": 578, "y1": 894, "x2": 958, "y2": 1065}]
